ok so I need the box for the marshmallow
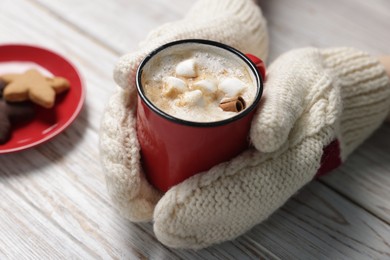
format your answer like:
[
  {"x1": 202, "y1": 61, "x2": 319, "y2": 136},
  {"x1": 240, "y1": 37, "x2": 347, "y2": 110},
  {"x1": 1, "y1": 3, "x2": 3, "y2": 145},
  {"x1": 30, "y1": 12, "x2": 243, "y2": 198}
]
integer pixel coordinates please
[
  {"x1": 176, "y1": 59, "x2": 197, "y2": 78},
  {"x1": 179, "y1": 90, "x2": 204, "y2": 107},
  {"x1": 219, "y1": 78, "x2": 247, "y2": 97},
  {"x1": 193, "y1": 79, "x2": 218, "y2": 95},
  {"x1": 163, "y1": 76, "x2": 187, "y2": 97}
]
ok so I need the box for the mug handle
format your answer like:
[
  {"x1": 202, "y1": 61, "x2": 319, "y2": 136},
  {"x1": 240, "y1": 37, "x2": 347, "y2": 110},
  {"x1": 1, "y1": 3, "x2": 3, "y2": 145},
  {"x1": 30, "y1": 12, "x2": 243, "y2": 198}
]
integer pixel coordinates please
[{"x1": 245, "y1": 54, "x2": 266, "y2": 81}]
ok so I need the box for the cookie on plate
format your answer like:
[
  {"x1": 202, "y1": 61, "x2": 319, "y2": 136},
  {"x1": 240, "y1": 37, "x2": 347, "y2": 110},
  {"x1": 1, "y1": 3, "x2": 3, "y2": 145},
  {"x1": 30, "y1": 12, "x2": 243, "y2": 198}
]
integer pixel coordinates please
[
  {"x1": 1, "y1": 69, "x2": 70, "y2": 109},
  {"x1": 0, "y1": 79, "x2": 35, "y2": 144}
]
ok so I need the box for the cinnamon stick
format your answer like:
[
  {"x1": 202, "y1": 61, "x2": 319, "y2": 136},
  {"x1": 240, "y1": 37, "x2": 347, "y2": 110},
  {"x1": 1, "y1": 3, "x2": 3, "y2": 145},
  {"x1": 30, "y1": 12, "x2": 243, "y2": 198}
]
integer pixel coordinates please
[{"x1": 219, "y1": 96, "x2": 246, "y2": 112}]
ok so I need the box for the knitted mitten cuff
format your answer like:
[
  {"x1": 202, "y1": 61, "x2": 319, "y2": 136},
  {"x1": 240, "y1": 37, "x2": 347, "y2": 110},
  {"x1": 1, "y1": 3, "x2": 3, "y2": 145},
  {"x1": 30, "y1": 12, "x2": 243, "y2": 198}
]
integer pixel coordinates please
[{"x1": 321, "y1": 48, "x2": 390, "y2": 159}]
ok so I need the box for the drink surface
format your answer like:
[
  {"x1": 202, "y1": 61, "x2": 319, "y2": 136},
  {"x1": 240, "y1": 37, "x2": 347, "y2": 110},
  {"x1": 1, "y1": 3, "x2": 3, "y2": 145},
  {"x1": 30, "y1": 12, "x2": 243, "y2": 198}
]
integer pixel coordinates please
[{"x1": 141, "y1": 43, "x2": 257, "y2": 122}]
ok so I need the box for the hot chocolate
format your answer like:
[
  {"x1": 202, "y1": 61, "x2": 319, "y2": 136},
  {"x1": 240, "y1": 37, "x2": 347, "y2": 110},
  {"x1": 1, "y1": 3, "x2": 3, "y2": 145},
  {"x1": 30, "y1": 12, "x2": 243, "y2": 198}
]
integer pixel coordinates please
[
  {"x1": 135, "y1": 39, "x2": 264, "y2": 191},
  {"x1": 140, "y1": 43, "x2": 257, "y2": 122}
]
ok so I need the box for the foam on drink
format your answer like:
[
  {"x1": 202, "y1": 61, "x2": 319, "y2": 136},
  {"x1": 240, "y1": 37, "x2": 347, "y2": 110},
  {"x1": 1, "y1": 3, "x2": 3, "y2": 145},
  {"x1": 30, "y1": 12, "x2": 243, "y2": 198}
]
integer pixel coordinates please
[{"x1": 141, "y1": 43, "x2": 257, "y2": 122}]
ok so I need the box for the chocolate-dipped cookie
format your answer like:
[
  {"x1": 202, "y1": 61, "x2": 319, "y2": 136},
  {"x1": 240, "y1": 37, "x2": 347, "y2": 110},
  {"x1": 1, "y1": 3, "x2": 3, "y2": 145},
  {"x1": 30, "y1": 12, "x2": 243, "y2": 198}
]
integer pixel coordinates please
[{"x1": 0, "y1": 80, "x2": 35, "y2": 144}]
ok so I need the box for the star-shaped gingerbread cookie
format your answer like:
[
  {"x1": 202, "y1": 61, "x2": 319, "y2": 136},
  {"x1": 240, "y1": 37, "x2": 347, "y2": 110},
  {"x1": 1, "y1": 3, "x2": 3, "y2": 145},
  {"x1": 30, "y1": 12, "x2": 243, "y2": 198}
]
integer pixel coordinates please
[{"x1": 1, "y1": 69, "x2": 70, "y2": 109}]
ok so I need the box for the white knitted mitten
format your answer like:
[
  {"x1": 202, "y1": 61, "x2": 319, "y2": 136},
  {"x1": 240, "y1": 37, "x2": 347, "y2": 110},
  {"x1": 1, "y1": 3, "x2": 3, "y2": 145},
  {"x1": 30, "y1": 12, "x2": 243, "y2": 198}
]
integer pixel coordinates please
[
  {"x1": 100, "y1": 0, "x2": 268, "y2": 221},
  {"x1": 152, "y1": 47, "x2": 390, "y2": 248},
  {"x1": 99, "y1": 0, "x2": 390, "y2": 250}
]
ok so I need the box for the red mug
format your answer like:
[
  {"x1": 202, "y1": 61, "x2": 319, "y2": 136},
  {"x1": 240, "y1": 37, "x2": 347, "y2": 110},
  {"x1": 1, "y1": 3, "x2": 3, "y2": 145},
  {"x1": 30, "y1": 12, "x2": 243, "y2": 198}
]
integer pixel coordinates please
[{"x1": 136, "y1": 39, "x2": 265, "y2": 192}]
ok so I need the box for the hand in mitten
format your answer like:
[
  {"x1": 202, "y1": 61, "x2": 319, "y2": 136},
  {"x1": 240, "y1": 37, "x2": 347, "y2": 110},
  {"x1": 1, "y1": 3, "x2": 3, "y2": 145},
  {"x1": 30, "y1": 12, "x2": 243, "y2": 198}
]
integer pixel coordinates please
[
  {"x1": 100, "y1": 0, "x2": 268, "y2": 221},
  {"x1": 148, "y1": 48, "x2": 390, "y2": 248}
]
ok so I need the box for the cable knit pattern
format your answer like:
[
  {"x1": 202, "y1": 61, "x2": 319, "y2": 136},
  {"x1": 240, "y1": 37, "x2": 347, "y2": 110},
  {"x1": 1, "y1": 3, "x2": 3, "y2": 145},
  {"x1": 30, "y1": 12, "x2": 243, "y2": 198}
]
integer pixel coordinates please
[
  {"x1": 250, "y1": 48, "x2": 339, "y2": 153},
  {"x1": 154, "y1": 128, "x2": 333, "y2": 248},
  {"x1": 321, "y1": 48, "x2": 390, "y2": 159},
  {"x1": 152, "y1": 47, "x2": 390, "y2": 248},
  {"x1": 99, "y1": 0, "x2": 268, "y2": 222}
]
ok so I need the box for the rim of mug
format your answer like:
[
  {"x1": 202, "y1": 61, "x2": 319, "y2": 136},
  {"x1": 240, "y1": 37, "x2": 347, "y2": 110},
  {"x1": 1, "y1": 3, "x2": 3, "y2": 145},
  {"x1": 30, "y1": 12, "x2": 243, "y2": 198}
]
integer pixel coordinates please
[{"x1": 136, "y1": 39, "x2": 263, "y2": 127}]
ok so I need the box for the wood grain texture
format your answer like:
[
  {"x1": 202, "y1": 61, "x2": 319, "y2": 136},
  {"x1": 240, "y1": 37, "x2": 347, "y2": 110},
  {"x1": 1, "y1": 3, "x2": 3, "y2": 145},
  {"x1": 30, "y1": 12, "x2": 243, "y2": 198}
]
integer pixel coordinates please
[
  {"x1": 32, "y1": 0, "x2": 194, "y2": 54},
  {"x1": 322, "y1": 124, "x2": 390, "y2": 223},
  {"x1": 257, "y1": 0, "x2": 390, "y2": 60},
  {"x1": 247, "y1": 182, "x2": 390, "y2": 259},
  {"x1": 0, "y1": 0, "x2": 389, "y2": 259}
]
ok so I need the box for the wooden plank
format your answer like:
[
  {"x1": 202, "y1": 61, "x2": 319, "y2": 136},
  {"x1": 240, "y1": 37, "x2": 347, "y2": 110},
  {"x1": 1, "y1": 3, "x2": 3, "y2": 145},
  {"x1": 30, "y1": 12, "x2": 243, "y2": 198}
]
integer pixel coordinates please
[
  {"x1": 0, "y1": 180, "x2": 96, "y2": 259},
  {"x1": 322, "y1": 124, "x2": 390, "y2": 223},
  {"x1": 244, "y1": 182, "x2": 390, "y2": 259},
  {"x1": 32, "y1": 0, "x2": 194, "y2": 54},
  {"x1": 257, "y1": 0, "x2": 390, "y2": 60},
  {"x1": 0, "y1": 154, "x2": 182, "y2": 259}
]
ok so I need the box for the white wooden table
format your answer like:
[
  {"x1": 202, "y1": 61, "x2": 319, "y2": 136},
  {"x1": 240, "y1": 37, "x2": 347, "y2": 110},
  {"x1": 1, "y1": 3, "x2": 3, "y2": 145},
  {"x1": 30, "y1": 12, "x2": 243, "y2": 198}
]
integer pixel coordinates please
[{"x1": 1, "y1": 0, "x2": 390, "y2": 259}]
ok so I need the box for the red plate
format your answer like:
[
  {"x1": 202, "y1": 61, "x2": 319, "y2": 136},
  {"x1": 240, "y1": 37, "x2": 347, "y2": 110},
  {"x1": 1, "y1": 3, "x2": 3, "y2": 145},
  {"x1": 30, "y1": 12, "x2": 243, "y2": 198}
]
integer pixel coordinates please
[{"x1": 0, "y1": 44, "x2": 85, "y2": 153}]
